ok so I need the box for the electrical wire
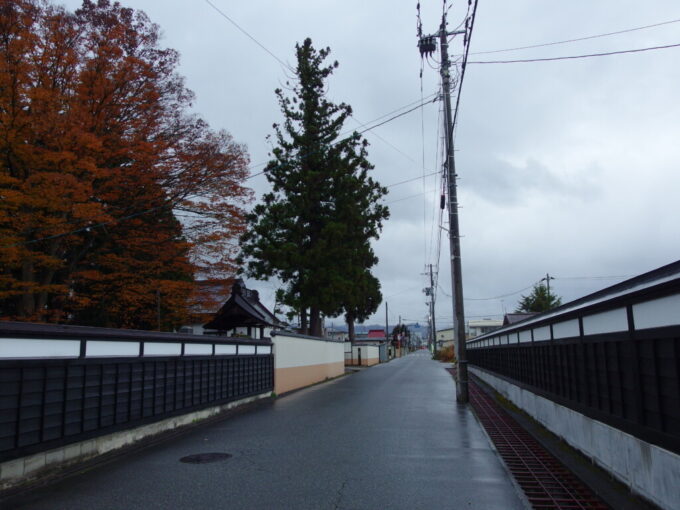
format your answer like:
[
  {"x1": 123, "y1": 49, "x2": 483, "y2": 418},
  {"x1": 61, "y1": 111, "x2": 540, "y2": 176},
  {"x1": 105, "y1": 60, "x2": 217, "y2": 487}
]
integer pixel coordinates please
[
  {"x1": 463, "y1": 282, "x2": 540, "y2": 301},
  {"x1": 387, "y1": 170, "x2": 440, "y2": 189},
  {"x1": 245, "y1": 91, "x2": 440, "y2": 181},
  {"x1": 203, "y1": 0, "x2": 293, "y2": 72},
  {"x1": 4, "y1": 92, "x2": 440, "y2": 250},
  {"x1": 385, "y1": 189, "x2": 437, "y2": 205},
  {"x1": 470, "y1": 17, "x2": 680, "y2": 56},
  {"x1": 469, "y1": 41, "x2": 680, "y2": 64},
  {"x1": 451, "y1": 0, "x2": 480, "y2": 135}
]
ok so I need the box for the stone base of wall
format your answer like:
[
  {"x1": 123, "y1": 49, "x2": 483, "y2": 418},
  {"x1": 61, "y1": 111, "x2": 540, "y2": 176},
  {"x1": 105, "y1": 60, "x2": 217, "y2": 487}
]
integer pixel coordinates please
[
  {"x1": 0, "y1": 392, "x2": 271, "y2": 492},
  {"x1": 275, "y1": 361, "x2": 344, "y2": 395},
  {"x1": 470, "y1": 367, "x2": 680, "y2": 510},
  {"x1": 362, "y1": 357, "x2": 380, "y2": 367}
]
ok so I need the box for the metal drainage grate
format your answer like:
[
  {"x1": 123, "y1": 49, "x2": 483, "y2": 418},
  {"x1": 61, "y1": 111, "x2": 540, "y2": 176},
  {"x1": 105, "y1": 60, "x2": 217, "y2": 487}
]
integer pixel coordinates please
[
  {"x1": 447, "y1": 369, "x2": 609, "y2": 510},
  {"x1": 180, "y1": 453, "x2": 232, "y2": 464}
]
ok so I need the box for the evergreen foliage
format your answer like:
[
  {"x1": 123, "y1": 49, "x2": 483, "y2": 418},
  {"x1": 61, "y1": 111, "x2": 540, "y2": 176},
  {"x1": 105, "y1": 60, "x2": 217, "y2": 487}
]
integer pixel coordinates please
[
  {"x1": 516, "y1": 283, "x2": 562, "y2": 313},
  {"x1": 239, "y1": 38, "x2": 389, "y2": 336}
]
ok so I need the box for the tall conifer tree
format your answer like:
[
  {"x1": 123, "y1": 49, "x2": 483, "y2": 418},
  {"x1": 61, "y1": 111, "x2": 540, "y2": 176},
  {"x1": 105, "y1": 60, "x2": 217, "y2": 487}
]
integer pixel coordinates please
[{"x1": 240, "y1": 38, "x2": 388, "y2": 336}]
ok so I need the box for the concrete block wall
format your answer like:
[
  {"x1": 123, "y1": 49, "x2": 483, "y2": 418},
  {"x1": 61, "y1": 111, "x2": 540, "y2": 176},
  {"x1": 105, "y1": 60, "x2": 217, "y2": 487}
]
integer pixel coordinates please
[{"x1": 471, "y1": 367, "x2": 680, "y2": 510}]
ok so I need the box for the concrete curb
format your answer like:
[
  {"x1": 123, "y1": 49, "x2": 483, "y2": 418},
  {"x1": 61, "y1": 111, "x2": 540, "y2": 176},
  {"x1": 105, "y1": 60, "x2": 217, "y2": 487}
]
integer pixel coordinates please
[{"x1": 0, "y1": 392, "x2": 271, "y2": 496}]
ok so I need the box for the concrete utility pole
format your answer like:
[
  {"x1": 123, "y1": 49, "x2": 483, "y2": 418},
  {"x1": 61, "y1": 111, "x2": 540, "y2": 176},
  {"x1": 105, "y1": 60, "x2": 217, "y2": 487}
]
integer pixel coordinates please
[
  {"x1": 429, "y1": 264, "x2": 438, "y2": 355},
  {"x1": 385, "y1": 301, "x2": 389, "y2": 347},
  {"x1": 441, "y1": 23, "x2": 468, "y2": 402},
  {"x1": 543, "y1": 273, "x2": 554, "y2": 299},
  {"x1": 419, "y1": 13, "x2": 468, "y2": 402}
]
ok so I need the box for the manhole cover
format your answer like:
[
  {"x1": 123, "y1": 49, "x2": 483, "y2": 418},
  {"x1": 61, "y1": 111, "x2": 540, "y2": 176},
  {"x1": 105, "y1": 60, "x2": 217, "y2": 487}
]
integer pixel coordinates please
[{"x1": 180, "y1": 453, "x2": 232, "y2": 464}]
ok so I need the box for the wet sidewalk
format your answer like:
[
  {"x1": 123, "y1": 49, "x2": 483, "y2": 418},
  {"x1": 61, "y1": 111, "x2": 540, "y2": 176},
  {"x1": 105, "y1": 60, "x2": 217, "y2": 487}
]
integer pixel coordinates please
[{"x1": 7, "y1": 351, "x2": 527, "y2": 510}]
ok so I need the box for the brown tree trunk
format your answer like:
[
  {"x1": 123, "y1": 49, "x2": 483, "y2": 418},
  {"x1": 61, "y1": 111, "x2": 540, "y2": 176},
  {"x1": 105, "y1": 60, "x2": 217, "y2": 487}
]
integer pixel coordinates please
[
  {"x1": 309, "y1": 306, "x2": 322, "y2": 337},
  {"x1": 347, "y1": 315, "x2": 356, "y2": 343},
  {"x1": 300, "y1": 308, "x2": 308, "y2": 335},
  {"x1": 19, "y1": 258, "x2": 36, "y2": 317}
]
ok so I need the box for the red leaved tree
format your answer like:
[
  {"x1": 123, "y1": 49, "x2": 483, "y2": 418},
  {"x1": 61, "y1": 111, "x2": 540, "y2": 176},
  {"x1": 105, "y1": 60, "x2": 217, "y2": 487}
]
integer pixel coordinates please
[{"x1": 0, "y1": 0, "x2": 250, "y2": 329}]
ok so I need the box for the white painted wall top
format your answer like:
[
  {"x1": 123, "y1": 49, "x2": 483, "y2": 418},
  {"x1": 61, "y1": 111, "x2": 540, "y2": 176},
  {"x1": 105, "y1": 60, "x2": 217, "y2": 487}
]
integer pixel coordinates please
[
  {"x1": 86, "y1": 340, "x2": 139, "y2": 357},
  {"x1": 239, "y1": 345, "x2": 256, "y2": 355},
  {"x1": 274, "y1": 333, "x2": 344, "y2": 369},
  {"x1": 582, "y1": 308, "x2": 628, "y2": 336},
  {"x1": 553, "y1": 319, "x2": 580, "y2": 339},
  {"x1": 533, "y1": 326, "x2": 551, "y2": 341},
  {"x1": 144, "y1": 342, "x2": 182, "y2": 356},
  {"x1": 184, "y1": 343, "x2": 213, "y2": 355},
  {"x1": 0, "y1": 338, "x2": 80, "y2": 358},
  {"x1": 215, "y1": 344, "x2": 237, "y2": 355},
  {"x1": 633, "y1": 293, "x2": 680, "y2": 330}
]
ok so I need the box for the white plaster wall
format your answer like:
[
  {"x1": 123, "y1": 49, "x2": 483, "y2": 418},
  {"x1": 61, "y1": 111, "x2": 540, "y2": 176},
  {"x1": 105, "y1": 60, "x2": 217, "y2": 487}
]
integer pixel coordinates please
[
  {"x1": 238, "y1": 345, "x2": 255, "y2": 355},
  {"x1": 533, "y1": 326, "x2": 551, "y2": 342},
  {"x1": 582, "y1": 308, "x2": 628, "y2": 335},
  {"x1": 214, "y1": 344, "x2": 236, "y2": 355},
  {"x1": 519, "y1": 330, "x2": 532, "y2": 343},
  {"x1": 470, "y1": 367, "x2": 680, "y2": 510},
  {"x1": 86, "y1": 341, "x2": 139, "y2": 357},
  {"x1": 144, "y1": 342, "x2": 182, "y2": 356},
  {"x1": 553, "y1": 319, "x2": 579, "y2": 339},
  {"x1": 633, "y1": 293, "x2": 680, "y2": 329},
  {"x1": 184, "y1": 343, "x2": 212, "y2": 355},
  {"x1": 273, "y1": 334, "x2": 344, "y2": 369},
  {"x1": 0, "y1": 338, "x2": 80, "y2": 358}
]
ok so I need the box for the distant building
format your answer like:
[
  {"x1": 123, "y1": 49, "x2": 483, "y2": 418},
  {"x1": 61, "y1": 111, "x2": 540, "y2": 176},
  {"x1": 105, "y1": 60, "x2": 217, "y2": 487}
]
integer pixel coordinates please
[
  {"x1": 502, "y1": 312, "x2": 539, "y2": 326},
  {"x1": 467, "y1": 319, "x2": 503, "y2": 339}
]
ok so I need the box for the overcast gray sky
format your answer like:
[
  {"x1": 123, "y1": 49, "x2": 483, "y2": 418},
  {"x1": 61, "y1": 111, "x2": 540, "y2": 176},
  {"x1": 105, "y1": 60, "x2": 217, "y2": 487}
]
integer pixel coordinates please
[{"x1": 60, "y1": 0, "x2": 680, "y2": 330}]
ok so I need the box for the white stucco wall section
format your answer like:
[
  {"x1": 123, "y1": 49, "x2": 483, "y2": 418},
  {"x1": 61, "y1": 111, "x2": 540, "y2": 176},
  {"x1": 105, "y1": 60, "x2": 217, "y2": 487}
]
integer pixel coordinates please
[
  {"x1": 272, "y1": 334, "x2": 343, "y2": 369},
  {"x1": 0, "y1": 338, "x2": 80, "y2": 358},
  {"x1": 633, "y1": 293, "x2": 680, "y2": 329},
  {"x1": 470, "y1": 367, "x2": 680, "y2": 510},
  {"x1": 553, "y1": 319, "x2": 579, "y2": 339},
  {"x1": 582, "y1": 308, "x2": 628, "y2": 335}
]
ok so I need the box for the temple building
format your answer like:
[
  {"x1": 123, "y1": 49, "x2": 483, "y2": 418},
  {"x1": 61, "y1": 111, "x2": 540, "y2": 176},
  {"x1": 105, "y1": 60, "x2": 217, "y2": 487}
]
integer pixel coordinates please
[{"x1": 203, "y1": 279, "x2": 283, "y2": 339}]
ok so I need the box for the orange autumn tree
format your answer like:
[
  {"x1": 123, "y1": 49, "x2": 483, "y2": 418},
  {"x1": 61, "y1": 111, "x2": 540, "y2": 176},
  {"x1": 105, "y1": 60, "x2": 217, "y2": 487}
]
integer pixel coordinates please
[{"x1": 0, "y1": 0, "x2": 250, "y2": 329}]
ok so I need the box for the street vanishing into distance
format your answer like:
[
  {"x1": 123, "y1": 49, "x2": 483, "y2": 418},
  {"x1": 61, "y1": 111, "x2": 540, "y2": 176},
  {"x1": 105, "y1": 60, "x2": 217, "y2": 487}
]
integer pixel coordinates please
[{"x1": 8, "y1": 353, "x2": 525, "y2": 510}]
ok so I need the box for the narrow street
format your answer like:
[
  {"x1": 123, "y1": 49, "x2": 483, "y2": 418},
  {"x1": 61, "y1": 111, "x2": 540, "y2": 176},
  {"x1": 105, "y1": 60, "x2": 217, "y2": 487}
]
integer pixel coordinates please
[{"x1": 9, "y1": 352, "x2": 526, "y2": 509}]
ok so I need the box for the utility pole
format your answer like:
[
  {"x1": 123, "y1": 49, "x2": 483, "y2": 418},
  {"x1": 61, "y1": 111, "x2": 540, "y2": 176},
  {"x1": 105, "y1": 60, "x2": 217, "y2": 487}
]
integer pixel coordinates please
[
  {"x1": 542, "y1": 273, "x2": 555, "y2": 308},
  {"x1": 156, "y1": 289, "x2": 161, "y2": 332},
  {"x1": 419, "y1": 12, "x2": 468, "y2": 403},
  {"x1": 429, "y1": 264, "x2": 438, "y2": 355},
  {"x1": 385, "y1": 301, "x2": 389, "y2": 350}
]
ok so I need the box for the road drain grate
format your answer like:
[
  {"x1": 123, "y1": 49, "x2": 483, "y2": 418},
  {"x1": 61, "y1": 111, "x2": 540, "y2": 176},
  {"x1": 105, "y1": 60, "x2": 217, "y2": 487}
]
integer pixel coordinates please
[
  {"x1": 180, "y1": 453, "x2": 232, "y2": 464},
  {"x1": 447, "y1": 368, "x2": 609, "y2": 510}
]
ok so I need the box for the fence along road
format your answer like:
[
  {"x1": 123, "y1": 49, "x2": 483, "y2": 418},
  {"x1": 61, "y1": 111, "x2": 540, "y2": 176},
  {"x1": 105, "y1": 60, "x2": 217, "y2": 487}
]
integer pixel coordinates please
[{"x1": 6, "y1": 351, "x2": 526, "y2": 510}]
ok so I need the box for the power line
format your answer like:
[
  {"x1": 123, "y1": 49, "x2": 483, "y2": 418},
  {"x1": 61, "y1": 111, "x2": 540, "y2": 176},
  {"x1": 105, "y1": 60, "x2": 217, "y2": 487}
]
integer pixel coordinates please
[
  {"x1": 203, "y1": 0, "x2": 292, "y2": 72},
  {"x1": 451, "y1": 0, "x2": 480, "y2": 135},
  {"x1": 386, "y1": 170, "x2": 440, "y2": 189},
  {"x1": 469, "y1": 17, "x2": 680, "y2": 56},
  {"x1": 463, "y1": 282, "x2": 539, "y2": 301},
  {"x1": 386, "y1": 188, "x2": 436, "y2": 205},
  {"x1": 4, "y1": 95, "x2": 439, "y2": 249},
  {"x1": 469, "y1": 41, "x2": 680, "y2": 64},
  {"x1": 245, "y1": 92, "x2": 439, "y2": 181}
]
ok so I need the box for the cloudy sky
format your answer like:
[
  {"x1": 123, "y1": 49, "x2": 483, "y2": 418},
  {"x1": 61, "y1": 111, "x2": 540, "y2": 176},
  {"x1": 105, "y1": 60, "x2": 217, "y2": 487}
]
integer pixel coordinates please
[{"x1": 60, "y1": 0, "x2": 680, "y2": 330}]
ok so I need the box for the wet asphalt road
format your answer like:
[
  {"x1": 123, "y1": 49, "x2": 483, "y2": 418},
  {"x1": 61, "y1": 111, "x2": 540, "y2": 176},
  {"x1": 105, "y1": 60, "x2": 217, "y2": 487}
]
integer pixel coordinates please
[{"x1": 9, "y1": 351, "x2": 526, "y2": 509}]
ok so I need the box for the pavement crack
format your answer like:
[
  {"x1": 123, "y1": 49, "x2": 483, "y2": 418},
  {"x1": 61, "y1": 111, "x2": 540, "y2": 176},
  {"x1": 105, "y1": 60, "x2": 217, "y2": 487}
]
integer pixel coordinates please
[{"x1": 332, "y1": 479, "x2": 348, "y2": 510}]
